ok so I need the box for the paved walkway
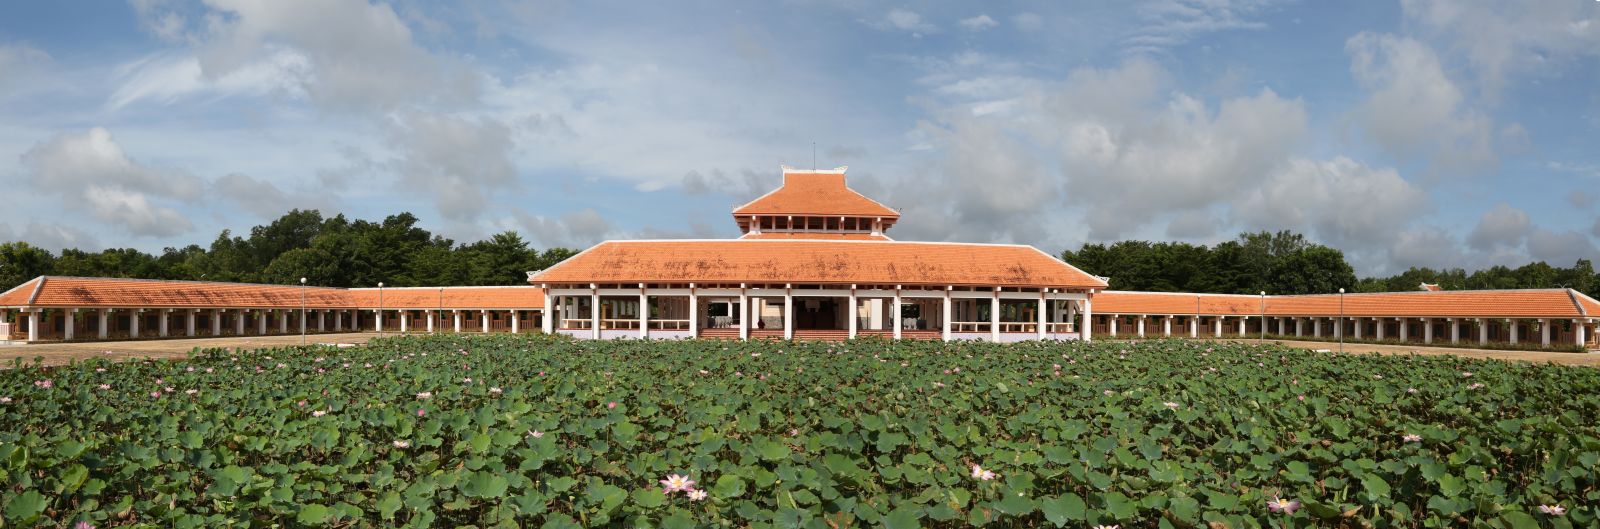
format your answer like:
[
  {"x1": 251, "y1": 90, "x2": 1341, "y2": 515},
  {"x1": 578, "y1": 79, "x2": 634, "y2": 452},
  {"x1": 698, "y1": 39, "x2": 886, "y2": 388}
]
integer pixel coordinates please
[
  {"x1": 1188, "y1": 337, "x2": 1600, "y2": 367},
  {"x1": 0, "y1": 332, "x2": 381, "y2": 367}
]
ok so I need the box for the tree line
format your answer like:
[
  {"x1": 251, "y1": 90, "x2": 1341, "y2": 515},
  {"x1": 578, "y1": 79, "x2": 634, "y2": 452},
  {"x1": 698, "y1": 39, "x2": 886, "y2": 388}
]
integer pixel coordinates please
[
  {"x1": 2, "y1": 214, "x2": 1595, "y2": 300},
  {"x1": 0, "y1": 210, "x2": 576, "y2": 292},
  {"x1": 1063, "y1": 230, "x2": 1599, "y2": 299}
]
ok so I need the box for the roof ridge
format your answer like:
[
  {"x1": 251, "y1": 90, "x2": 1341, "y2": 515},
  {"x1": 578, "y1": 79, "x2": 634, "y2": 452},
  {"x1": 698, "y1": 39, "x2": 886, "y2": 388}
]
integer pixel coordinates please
[
  {"x1": 27, "y1": 276, "x2": 46, "y2": 304},
  {"x1": 1101, "y1": 290, "x2": 1261, "y2": 298},
  {"x1": 348, "y1": 285, "x2": 541, "y2": 291},
  {"x1": 0, "y1": 276, "x2": 42, "y2": 303},
  {"x1": 1269, "y1": 288, "x2": 1574, "y2": 298},
  {"x1": 603, "y1": 238, "x2": 1047, "y2": 249}
]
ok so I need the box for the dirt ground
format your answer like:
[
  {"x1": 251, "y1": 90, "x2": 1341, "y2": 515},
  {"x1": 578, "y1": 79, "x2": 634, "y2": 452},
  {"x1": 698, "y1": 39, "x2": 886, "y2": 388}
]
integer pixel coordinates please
[
  {"x1": 1192, "y1": 337, "x2": 1600, "y2": 367},
  {"x1": 0, "y1": 332, "x2": 381, "y2": 368}
]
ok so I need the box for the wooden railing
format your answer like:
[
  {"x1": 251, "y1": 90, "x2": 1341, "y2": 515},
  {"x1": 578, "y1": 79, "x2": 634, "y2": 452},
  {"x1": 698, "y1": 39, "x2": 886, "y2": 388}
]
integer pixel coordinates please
[
  {"x1": 560, "y1": 320, "x2": 594, "y2": 330},
  {"x1": 649, "y1": 320, "x2": 691, "y2": 331},
  {"x1": 950, "y1": 322, "x2": 991, "y2": 333},
  {"x1": 997, "y1": 322, "x2": 1038, "y2": 333},
  {"x1": 1047, "y1": 322, "x2": 1076, "y2": 333}
]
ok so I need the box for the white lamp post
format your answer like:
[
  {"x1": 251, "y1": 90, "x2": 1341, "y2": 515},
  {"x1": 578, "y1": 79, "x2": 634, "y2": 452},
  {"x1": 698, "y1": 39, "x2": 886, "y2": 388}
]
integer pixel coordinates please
[{"x1": 299, "y1": 277, "x2": 308, "y2": 345}]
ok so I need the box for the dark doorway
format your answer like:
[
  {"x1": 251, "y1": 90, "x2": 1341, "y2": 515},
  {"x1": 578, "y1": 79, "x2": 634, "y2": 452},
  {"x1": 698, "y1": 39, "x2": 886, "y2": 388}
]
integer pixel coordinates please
[{"x1": 795, "y1": 298, "x2": 841, "y2": 330}]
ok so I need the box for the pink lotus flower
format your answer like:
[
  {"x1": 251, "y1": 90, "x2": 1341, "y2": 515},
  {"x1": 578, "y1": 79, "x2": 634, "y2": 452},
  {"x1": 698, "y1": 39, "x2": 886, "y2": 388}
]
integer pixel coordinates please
[
  {"x1": 1461, "y1": 371, "x2": 1473, "y2": 378},
  {"x1": 1407, "y1": 388, "x2": 1418, "y2": 394},
  {"x1": 95, "y1": 368, "x2": 106, "y2": 372},
  {"x1": 1266, "y1": 498, "x2": 1301, "y2": 514},
  {"x1": 98, "y1": 384, "x2": 111, "y2": 390},
  {"x1": 150, "y1": 391, "x2": 161, "y2": 398},
  {"x1": 297, "y1": 400, "x2": 308, "y2": 407},
  {"x1": 311, "y1": 410, "x2": 327, "y2": 417},
  {"x1": 73, "y1": 522, "x2": 95, "y2": 529},
  {"x1": 416, "y1": 409, "x2": 426, "y2": 417},
  {"x1": 1091, "y1": 525, "x2": 1119, "y2": 529},
  {"x1": 1163, "y1": 402, "x2": 1180, "y2": 410},
  {"x1": 392, "y1": 440, "x2": 410, "y2": 448},
  {"x1": 687, "y1": 489, "x2": 708, "y2": 501},
  {"x1": 489, "y1": 387, "x2": 503, "y2": 395},
  {"x1": 0, "y1": 396, "x2": 12, "y2": 403},
  {"x1": 527, "y1": 430, "x2": 544, "y2": 438},
  {"x1": 659, "y1": 474, "x2": 695, "y2": 493},
  {"x1": 462, "y1": 377, "x2": 473, "y2": 383},
  {"x1": 34, "y1": 379, "x2": 53, "y2": 389},
  {"x1": 186, "y1": 367, "x2": 195, "y2": 372},
  {"x1": 416, "y1": 392, "x2": 433, "y2": 399},
  {"x1": 970, "y1": 464, "x2": 997, "y2": 481},
  {"x1": 185, "y1": 389, "x2": 199, "y2": 395},
  {"x1": 1467, "y1": 383, "x2": 1485, "y2": 390},
  {"x1": 607, "y1": 401, "x2": 618, "y2": 409},
  {"x1": 1402, "y1": 434, "x2": 1422, "y2": 442},
  {"x1": 1538, "y1": 505, "x2": 1566, "y2": 516}
]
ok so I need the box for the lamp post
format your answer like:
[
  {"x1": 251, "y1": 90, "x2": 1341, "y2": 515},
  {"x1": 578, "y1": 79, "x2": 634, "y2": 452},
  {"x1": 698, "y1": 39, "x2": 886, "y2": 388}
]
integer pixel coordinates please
[
  {"x1": 437, "y1": 287, "x2": 444, "y2": 334},
  {"x1": 1339, "y1": 287, "x2": 1345, "y2": 354},
  {"x1": 378, "y1": 282, "x2": 385, "y2": 338},
  {"x1": 1259, "y1": 291, "x2": 1266, "y2": 342},
  {"x1": 299, "y1": 277, "x2": 307, "y2": 345}
]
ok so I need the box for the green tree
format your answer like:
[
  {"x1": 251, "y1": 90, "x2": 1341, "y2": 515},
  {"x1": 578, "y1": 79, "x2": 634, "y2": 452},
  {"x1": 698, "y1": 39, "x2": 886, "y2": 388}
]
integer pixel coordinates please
[
  {"x1": 1268, "y1": 246, "x2": 1357, "y2": 295},
  {"x1": 0, "y1": 242, "x2": 56, "y2": 292}
]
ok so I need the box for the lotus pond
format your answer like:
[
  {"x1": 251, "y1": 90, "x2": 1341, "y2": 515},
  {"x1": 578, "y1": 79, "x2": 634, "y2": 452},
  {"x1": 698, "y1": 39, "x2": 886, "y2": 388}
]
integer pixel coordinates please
[{"x1": 2, "y1": 335, "x2": 1598, "y2": 529}]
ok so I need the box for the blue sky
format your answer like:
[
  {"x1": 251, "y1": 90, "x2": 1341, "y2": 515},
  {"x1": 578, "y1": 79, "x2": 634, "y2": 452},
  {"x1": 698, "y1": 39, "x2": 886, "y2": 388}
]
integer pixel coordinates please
[{"x1": 0, "y1": 0, "x2": 1596, "y2": 276}]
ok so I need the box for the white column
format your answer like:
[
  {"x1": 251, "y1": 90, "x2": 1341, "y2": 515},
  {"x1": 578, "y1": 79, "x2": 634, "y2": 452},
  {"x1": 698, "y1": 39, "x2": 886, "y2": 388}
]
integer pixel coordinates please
[
  {"x1": 848, "y1": 288, "x2": 858, "y2": 339},
  {"x1": 511, "y1": 310, "x2": 520, "y2": 334},
  {"x1": 893, "y1": 290, "x2": 904, "y2": 340},
  {"x1": 1509, "y1": 319, "x2": 1519, "y2": 345},
  {"x1": 1163, "y1": 316, "x2": 1173, "y2": 337},
  {"x1": 317, "y1": 310, "x2": 325, "y2": 332},
  {"x1": 1109, "y1": 316, "x2": 1118, "y2": 337},
  {"x1": 1399, "y1": 318, "x2": 1408, "y2": 341},
  {"x1": 158, "y1": 310, "x2": 169, "y2": 338},
  {"x1": 1423, "y1": 318, "x2": 1433, "y2": 344},
  {"x1": 591, "y1": 289, "x2": 601, "y2": 339},
  {"x1": 130, "y1": 310, "x2": 141, "y2": 338},
  {"x1": 1376, "y1": 319, "x2": 1385, "y2": 340},
  {"x1": 99, "y1": 309, "x2": 109, "y2": 339},
  {"x1": 1450, "y1": 319, "x2": 1459, "y2": 344},
  {"x1": 238, "y1": 310, "x2": 248, "y2": 335},
  {"x1": 452, "y1": 310, "x2": 461, "y2": 332},
  {"x1": 1333, "y1": 318, "x2": 1342, "y2": 339},
  {"x1": 187, "y1": 310, "x2": 197, "y2": 336},
  {"x1": 298, "y1": 310, "x2": 307, "y2": 335},
  {"x1": 784, "y1": 289, "x2": 794, "y2": 340},
  {"x1": 481, "y1": 310, "x2": 490, "y2": 333},
  {"x1": 1354, "y1": 318, "x2": 1363, "y2": 339},
  {"x1": 375, "y1": 310, "x2": 385, "y2": 334},
  {"x1": 1277, "y1": 318, "x2": 1286, "y2": 335},
  {"x1": 426, "y1": 311, "x2": 434, "y2": 333},
  {"x1": 64, "y1": 310, "x2": 75, "y2": 341},
  {"x1": 640, "y1": 289, "x2": 650, "y2": 339},
  {"x1": 26, "y1": 311, "x2": 38, "y2": 342},
  {"x1": 688, "y1": 286, "x2": 699, "y2": 339},
  {"x1": 1037, "y1": 296, "x2": 1047, "y2": 340},
  {"x1": 1577, "y1": 320, "x2": 1587, "y2": 348},
  {"x1": 739, "y1": 288, "x2": 750, "y2": 341},
  {"x1": 1214, "y1": 316, "x2": 1223, "y2": 338},
  {"x1": 1138, "y1": 316, "x2": 1146, "y2": 337},
  {"x1": 1081, "y1": 297, "x2": 1092, "y2": 342},
  {"x1": 542, "y1": 290, "x2": 555, "y2": 334},
  {"x1": 1294, "y1": 318, "x2": 1303, "y2": 337},
  {"x1": 1188, "y1": 317, "x2": 1197, "y2": 338},
  {"x1": 278, "y1": 311, "x2": 288, "y2": 333},
  {"x1": 1478, "y1": 318, "x2": 1487, "y2": 345},
  {"x1": 1540, "y1": 318, "x2": 1550, "y2": 347},
  {"x1": 988, "y1": 290, "x2": 999, "y2": 342},
  {"x1": 941, "y1": 290, "x2": 952, "y2": 342},
  {"x1": 333, "y1": 310, "x2": 342, "y2": 332},
  {"x1": 1238, "y1": 317, "x2": 1247, "y2": 336},
  {"x1": 396, "y1": 311, "x2": 407, "y2": 334}
]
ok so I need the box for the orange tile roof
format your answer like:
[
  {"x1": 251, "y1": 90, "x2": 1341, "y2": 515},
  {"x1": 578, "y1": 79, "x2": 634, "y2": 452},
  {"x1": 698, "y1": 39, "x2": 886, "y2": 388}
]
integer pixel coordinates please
[
  {"x1": 0, "y1": 277, "x2": 544, "y2": 311},
  {"x1": 5, "y1": 276, "x2": 353, "y2": 309},
  {"x1": 732, "y1": 170, "x2": 900, "y2": 219},
  {"x1": 1095, "y1": 291, "x2": 1263, "y2": 315},
  {"x1": 346, "y1": 286, "x2": 545, "y2": 310},
  {"x1": 529, "y1": 240, "x2": 1107, "y2": 289},
  {"x1": 739, "y1": 232, "x2": 891, "y2": 241},
  {"x1": 1095, "y1": 289, "x2": 1598, "y2": 319}
]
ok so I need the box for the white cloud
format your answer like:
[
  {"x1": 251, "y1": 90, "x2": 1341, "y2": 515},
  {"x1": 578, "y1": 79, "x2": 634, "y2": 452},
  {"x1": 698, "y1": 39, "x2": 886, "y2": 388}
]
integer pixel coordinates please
[
  {"x1": 1042, "y1": 60, "x2": 1308, "y2": 239},
  {"x1": 1526, "y1": 228, "x2": 1599, "y2": 267},
  {"x1": 108, "y1": 48, "x2": 310, "y2": 110},
  {"x1": 0, "y1": 221, "x2": 99, "y2": 251},
  {"x1": 1549, "y1": 161, "x2": 1600, "y2": 179},
  {"x1": 1569, "y1": 190, "x2": 1596, "y2": 210},
  {"x1": 1465, "y1": 203, "x2": 1530, "y2": 251},
  {"x1": 1400, "y1": 0, "x2": 1600, "y2": 96},
  {"x1": 1234, "y1": 157, "x2": 1430, "y2": 264},
  {"x1": 959, "y1": 14, "x2": 998, "y2": 31},
  {"x1": 1346, "y1": 33, "x2": 1496, "y2": 177},
  {"x1": 188, "y1": 0, "x2": 477, "y2": 113},
  {"x1": 387, "y1": 112, "x2": 516, "y2": 221},
  {"x1": 871, "y1": 9, "x2": 937, "y2": 35},
  {"x1": 18, "y1": 128, "x2": 202, "y2": 237},
  {"x1": 512, "y1": 208, "x2": 613, "y2": 248},
  {"x1": 1125, "y1": 0, "x2": 1283, "y2": 54},
  {"x1": 211, "y1": 172, "x2": 331, "y2": 218},
  {"x1": 129, "y1": 0, "x2": 189, "y2": 42},
  {"x1": 1386, "y1": 226, "x2": 1464, "y2": 271}
]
